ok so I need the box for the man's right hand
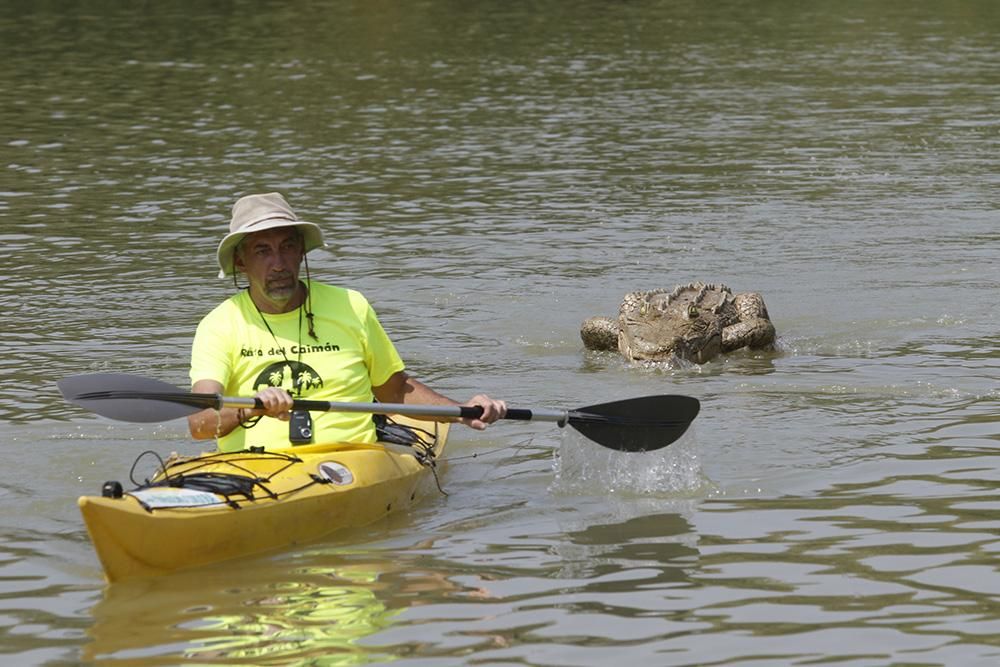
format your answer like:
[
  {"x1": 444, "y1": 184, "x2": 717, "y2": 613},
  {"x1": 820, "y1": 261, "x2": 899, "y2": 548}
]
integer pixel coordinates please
[{"x1": 251, "y1": 386, "x2": 294, "y2": 421}]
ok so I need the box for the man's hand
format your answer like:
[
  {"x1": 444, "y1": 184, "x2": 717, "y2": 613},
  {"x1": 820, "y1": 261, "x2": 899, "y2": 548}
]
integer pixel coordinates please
[
  {"x1": 460, "y1": 394, "x2": 507, "y2": 430},
  {"x1": 252, "y1": 386, "x2": 295, "y2": 421}
]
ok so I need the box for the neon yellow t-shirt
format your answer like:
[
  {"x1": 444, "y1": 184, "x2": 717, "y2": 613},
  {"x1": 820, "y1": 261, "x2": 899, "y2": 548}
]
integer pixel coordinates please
[{"x1": 190, "y1": 281, "x2": 404, "y2": 452}]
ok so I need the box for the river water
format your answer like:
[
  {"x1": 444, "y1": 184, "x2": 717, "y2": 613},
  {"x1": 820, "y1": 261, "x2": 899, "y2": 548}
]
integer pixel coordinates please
[{"x1": 2, "y1": 0, "x2": 999, "y2": 665}]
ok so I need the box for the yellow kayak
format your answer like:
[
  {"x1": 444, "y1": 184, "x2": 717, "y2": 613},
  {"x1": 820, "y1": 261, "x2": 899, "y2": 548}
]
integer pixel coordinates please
[{"x1": 78, "y1": 416, "x2": 448, "y2": 582}]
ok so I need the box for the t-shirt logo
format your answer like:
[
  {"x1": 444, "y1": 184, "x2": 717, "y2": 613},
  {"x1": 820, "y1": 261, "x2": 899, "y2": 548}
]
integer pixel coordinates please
[{"x1": 253, "y1": 361, "x2": 324, "y2": 396}]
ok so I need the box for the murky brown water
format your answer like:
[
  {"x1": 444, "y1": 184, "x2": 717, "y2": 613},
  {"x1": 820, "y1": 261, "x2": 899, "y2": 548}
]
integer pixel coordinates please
[{"x1": 2, "y1": 0, "x2": 999, "y2": 664}]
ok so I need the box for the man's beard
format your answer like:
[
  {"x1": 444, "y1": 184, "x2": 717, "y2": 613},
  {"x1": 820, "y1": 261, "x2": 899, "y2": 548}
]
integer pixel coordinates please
[{"x1": 265, "y1": 273, "x2": 298, "y2": 300}]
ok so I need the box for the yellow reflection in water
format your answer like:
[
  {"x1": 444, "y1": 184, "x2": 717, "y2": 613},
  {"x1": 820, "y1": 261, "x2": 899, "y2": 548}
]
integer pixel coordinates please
[
  {"x1": 185, "y1": 567, "x2": 397, "y2": 665},
  {"x1": 83, "y1": 549, "x2": 472, "y2": 665}
]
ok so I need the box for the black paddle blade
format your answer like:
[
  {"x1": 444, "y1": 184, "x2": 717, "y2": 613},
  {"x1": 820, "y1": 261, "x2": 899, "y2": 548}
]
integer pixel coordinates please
[
  {"x1": 57, "y1": 373, "x2": 212, "y2": 423},
  {"x1": 566, "y1": 394, "x2": 700, "y2": 452}
]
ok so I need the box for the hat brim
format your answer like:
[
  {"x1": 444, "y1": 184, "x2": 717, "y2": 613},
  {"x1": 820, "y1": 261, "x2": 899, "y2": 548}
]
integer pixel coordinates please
[{"x1": 216, "y1": 219, "x2": 325, "y2": 278}]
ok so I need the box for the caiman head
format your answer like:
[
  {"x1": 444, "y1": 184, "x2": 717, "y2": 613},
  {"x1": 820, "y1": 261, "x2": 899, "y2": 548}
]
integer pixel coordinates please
[{"x1": 617, "y1": 290, "x2": 724, "y2": 364}]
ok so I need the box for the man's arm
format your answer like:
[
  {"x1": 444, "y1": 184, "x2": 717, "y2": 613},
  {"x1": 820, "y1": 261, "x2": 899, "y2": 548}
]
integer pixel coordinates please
[{"x1": 372, "y1": 370, "x2": 506, "y2": 430}]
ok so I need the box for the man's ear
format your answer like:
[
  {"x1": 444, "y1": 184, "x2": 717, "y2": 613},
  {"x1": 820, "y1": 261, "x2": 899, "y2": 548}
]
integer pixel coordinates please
[{"x1": 233, "y1": 248, "x2": 245, "y2": 272}]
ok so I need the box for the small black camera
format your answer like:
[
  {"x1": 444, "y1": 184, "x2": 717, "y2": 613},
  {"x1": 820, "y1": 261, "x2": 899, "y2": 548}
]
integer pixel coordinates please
[{"x1": 289, "y1": 410, "x2": 313, "y2": 445}]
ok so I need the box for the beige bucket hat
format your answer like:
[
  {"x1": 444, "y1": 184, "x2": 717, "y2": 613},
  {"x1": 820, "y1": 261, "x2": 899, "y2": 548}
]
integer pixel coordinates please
[{"x1": 216, "y1": 192, "x2": 325, "y2": 278}]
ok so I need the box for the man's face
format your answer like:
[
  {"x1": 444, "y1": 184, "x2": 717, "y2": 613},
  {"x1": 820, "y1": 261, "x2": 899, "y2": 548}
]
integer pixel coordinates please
[{"x1": 234, "y1": 227, "x2": 305, "y2": 311}]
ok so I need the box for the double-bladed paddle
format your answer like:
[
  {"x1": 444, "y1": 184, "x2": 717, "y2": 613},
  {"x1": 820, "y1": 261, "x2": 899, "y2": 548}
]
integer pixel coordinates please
[{"x1": 57, "y1": 373, "x2": 699, "y2": 452}]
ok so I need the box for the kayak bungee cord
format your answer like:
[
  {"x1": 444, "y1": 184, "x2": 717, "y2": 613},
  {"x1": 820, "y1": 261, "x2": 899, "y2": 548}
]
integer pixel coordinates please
[
  {"x1": 121, "y1": 449, "x2": 303, "y2": 511},
  {"x1": 129, "y1": 450, "x2": 170, "y2": 487},
  {"x1": 110, "y1": 421, "x2": 447, "y2": 512},
  {"x1": 379, "y1": 416, "x2": 449, "y2": 496}
]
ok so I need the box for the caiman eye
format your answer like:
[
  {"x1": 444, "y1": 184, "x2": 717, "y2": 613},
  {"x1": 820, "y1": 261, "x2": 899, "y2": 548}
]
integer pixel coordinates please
[
  {"x1": 686, "y1": 305, "x2": 699, "y2": 319},
  {"x1": 639, "y1": 303, "x2": 647, "y2": 316}
]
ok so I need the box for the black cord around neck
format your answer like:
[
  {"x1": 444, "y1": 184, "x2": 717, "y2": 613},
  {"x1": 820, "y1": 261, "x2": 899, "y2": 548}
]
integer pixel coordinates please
[{"x1": 249, "y1": 287, "x2": 307, "y2": 399}]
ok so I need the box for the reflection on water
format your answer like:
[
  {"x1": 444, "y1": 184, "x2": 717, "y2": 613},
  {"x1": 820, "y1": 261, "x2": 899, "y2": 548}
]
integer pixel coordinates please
[
  {"x1": 553, "y1": 507, "x2": 699, "y2": 585},
  {"x1": 78, "y1": 473, "x2": 1000, "y2": 664},
  {"x1": 688, "y1": 483, "x2": 1000, "y2": 664},
  {"x1": 86, "y1": 556, "x2": 409, "y2": 665}
]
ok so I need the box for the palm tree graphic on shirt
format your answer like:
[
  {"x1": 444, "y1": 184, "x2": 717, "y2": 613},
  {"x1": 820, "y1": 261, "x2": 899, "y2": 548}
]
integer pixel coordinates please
[{"x1": 254, "y1": 361, "x2": 324, "y2": 396}]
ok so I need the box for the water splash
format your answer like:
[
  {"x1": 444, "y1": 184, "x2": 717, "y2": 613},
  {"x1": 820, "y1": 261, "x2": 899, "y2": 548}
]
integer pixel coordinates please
[{"x1": 550, "y1": 428, "x2": 714, "y2": 498}]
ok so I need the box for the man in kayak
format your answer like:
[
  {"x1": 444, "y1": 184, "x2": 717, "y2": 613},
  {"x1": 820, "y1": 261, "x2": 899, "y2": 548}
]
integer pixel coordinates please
[{"x1": 187, "y1": 192, "x2": 507, "y2": 452}]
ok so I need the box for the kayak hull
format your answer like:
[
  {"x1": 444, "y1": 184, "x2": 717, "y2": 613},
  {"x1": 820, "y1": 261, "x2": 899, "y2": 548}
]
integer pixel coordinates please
[{"x1": 78, "y1": 418, "x2": 448, "y2": 582}]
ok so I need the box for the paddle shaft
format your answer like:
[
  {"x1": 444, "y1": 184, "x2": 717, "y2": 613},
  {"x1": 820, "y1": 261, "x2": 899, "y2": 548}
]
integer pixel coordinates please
[{"x1": 218, "y1": 395, "x2": 569, "y2": 425}]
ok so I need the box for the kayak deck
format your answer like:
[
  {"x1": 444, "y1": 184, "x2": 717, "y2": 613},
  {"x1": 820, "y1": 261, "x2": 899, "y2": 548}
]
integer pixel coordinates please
[{"x1": 79, "y1": 418, "x2": 448, "y2": 582}]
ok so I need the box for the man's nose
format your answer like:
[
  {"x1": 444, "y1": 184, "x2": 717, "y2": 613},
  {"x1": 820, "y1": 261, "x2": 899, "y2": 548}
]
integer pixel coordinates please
[{"x1": 270, "y1": 252, "x2": 289, "y2": 271}]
